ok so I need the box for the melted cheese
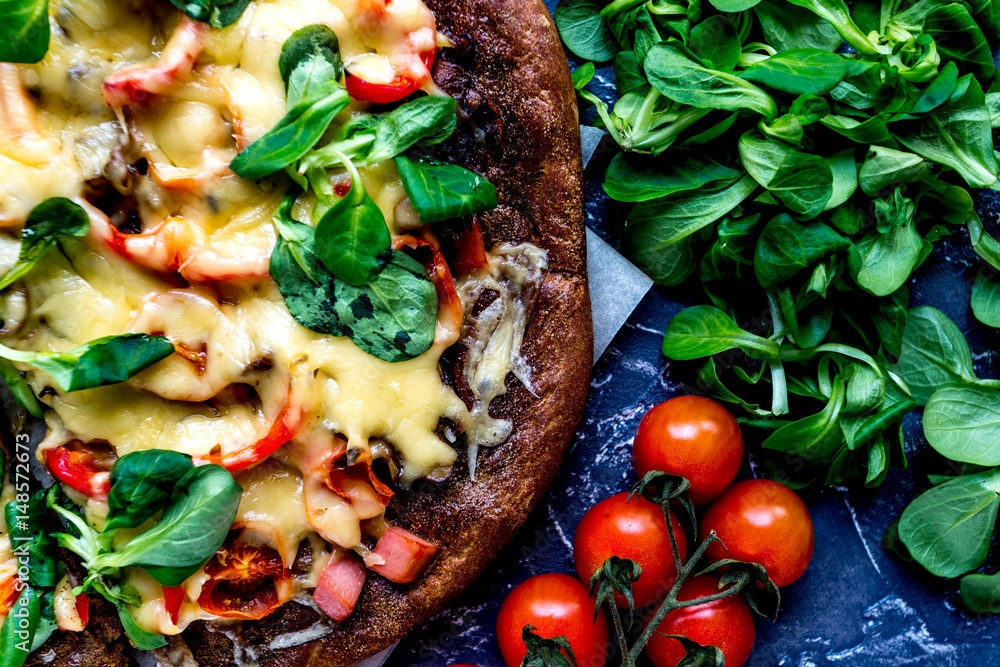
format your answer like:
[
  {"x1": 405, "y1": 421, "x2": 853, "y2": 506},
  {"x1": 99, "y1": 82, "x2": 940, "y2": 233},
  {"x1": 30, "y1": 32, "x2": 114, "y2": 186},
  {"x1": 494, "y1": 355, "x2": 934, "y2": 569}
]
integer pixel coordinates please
[
  {"x1": 234, "y1": 460, "x2": 310, "y2": 566},
  {"x1": 455, "y1": 243, "x2": 548, "y2": 476}
]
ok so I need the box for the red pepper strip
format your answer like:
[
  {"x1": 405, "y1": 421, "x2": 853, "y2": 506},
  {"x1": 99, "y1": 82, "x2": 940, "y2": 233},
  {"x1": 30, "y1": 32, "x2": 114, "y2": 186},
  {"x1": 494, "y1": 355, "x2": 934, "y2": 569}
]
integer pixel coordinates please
[
  {"x1": 162, "y1": 586, "x2": 184, "y2": 626},
  {"x1": 0, "y1": 574, "x2": 18, "y2": 615},
  {"x1": 197, "y1": 543, "x2": 288, "y2": 620},
  {"x1": 344, "y1": 49, "x2": 435, "y2": 104},
  {"x1": 195, "y1": 404, "x2": 300, "y2": 473},
  {"x1": 75, "y1": 591, "x2": 89, "y2": 630},
  {"x1": 45, "y1": 446, "x2": 112, "y2": 498},
  {"x1": 393, "y1": 232, "x2": 462, "y2": 344},
  {"x1": 452, "y1": 220, "x2": 490, "y2": 275}
]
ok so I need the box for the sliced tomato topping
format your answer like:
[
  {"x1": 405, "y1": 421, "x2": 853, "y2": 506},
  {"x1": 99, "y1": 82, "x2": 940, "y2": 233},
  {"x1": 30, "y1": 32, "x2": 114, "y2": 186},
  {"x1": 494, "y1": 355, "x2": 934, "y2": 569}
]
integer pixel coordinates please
[
  {"x1": 198, "y1": 542, "x2": 289, "y2": 620},
  {"x1": 45, "y1": 443, "x2": 113, "y2": 498},
  {"x1": 162, "y1": 585, "x2": 184, "y2": 625},
  {"x1": 313, "y1": 553, "x2": 366, "y2": 622},
  {"x1": 452, "y1": 219, "x2": 489, "y2": 275},
  {"x1": 345, "y1": 49, "x2": 435, "y2": 104},
  {"x1": 367, "y1": 526, "x2": 439, "y2": 584},
  {"x1": 393, "y1": 231, "x2": 462, "y2": 345}
]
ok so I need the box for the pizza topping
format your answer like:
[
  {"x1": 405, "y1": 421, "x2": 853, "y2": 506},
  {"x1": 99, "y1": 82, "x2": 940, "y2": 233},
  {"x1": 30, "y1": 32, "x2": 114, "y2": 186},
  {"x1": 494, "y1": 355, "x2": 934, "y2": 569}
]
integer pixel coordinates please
[
  {"x1": 125, "y1": 289, "x2": 257, "y2": 402},
  {"x1": 455, "y1": 243, "x2": 548, "y2": 476},
  {"x1": 366, "y1": 525, "x2": 439, "y2": 584},
  {"x1": 198, "y1": 541, "x2": 292, "y2": 620},
  {"x1": 313, "y1": 551, "x2": 366, "y2": 622},
  {"x1": 53, "y1": 574, "x2": 90, "y2": 631},
  {"x1": 231, "y1": 460, "x2": 312, "y2": 566},
  {"x1": 45, "y1": 442, "x2": 114, "y2": 499},
  {"x1": 342, "y1": 0, "x2": 437, "y2": 104},
  {"x1": 452, "y1": 219, "x2": 490, "y2": 275},
  {"x1": 0, "y1": 0, "x2": 535, "y2": 644},
  {"x1": 0, "y1": 545, "x2": 18, "y2": 618},
  {"x1": 102, "y1": 16, "x2": 207, "y2": 109}
]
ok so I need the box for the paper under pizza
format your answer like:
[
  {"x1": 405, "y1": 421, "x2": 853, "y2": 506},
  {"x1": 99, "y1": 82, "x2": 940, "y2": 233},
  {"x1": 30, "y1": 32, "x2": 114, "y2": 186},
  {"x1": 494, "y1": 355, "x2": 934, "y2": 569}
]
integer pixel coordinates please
[{"x1": 0, "y1": 0, "x2": 590, "y2": 664}]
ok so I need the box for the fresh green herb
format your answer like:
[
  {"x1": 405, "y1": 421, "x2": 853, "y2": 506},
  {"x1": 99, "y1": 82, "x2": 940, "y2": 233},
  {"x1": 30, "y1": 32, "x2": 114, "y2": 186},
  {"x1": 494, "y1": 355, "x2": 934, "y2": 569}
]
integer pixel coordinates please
[
  {"x1": 961, "y1": 571, "x2": 1000, "y2": 613},
  {"x1": 923, "y1": 386, "x2": 1000, "y2": 467},
  {"x1": 554, "y1": 0, "x2": 618, "y2": 62},
  {"x1": 0, "y1": 359, "x2": 41, "y2": 418},
  {"x1": 0, "y1": 586, "x2": 39, "y2": 667},
  {"x1": 279, "y1": 24, "x2": 343, "y2": 107},
  {"x1": 271, "y1": 201, "x2": 438, "y2": 362},
  {"x1": 0, "y1": 0, "x2": 49, "y2": 63},
  {"x1": 0, "y1": 489, "x2": 60, "y2": 666},
  {"x1": 300, "y1": 95, "x2": 458, "y2": 172},
  {"x1": 893, "y1": 306, "x2": 991, "y2": 405},
  {"x1": 395, "y1": 155, "x2": 498, "y2": 224},
  {"x1": 971, "y1": 272, "x2": 1000, "y2": 328},
  {"x1": 229, "y1": 81, "x2": 350, "y2": 178},
  {"x1": 0, "y1": 333, "x2": 174, "y2": 393},
  {"x1": 557, "y1": 0, "x2": 1000, "y2": 499},
  {"x1": 0, "y1": 197, "x2": 89, "y2": 291},
  {"x1": 5, "y1": 492, "x2": 61, "y2": 588},
  {"x1": 645, "y1": 43, "x2": 778, "y2": 121},
  {"x1": 116, "y1": 605, "x2": 167, "y2": 650},
  {"x1": 898, "y1": 468, "x2": 1000, "y2": 577},
  {"x1": 103, "y1": 450, "x2": 195, "y2": 536},
  {"x1": 270, "y1": 197, "x2": 342, "y2": 334},
  {"x1": 50, "y1": 458, "x2": 241, "y2": 587},
  {"x1": 603, "y1": 150, "x2": 741, "y2": 203},
  {"x1": 738, "y1": 48, "x2": 848, "y2": 94},
  {"x1": 620, "y1": 176, "x2": 757, "y2": 285},
  {"x1": 230, "y1": 26, "x2": 351, "y2": 179},
  {"x1": 168, "y1": 0, "x2": 249, "y2": 27},
  {"x1": 332, "y1": 251, "x2": 438, "y2": 362},
  {"x1": 315, "y1": 159, "x2": 391, "y2": 286}
]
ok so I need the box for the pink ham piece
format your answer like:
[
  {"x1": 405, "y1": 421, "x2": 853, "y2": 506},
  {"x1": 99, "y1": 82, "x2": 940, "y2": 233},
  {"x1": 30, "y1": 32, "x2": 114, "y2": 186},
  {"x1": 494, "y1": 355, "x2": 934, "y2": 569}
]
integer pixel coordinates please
[
  {"x1": 313, "y1": 553, "x2": 366, "y2": 623},
  {"x1": 367, "y1": 527, "x2": 439, "y2": 584}
]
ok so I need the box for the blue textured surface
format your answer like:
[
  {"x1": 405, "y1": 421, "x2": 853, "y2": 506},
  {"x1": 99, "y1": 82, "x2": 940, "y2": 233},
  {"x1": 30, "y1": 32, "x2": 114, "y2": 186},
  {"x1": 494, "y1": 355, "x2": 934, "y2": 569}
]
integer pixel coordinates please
[{"x1": 385, "y1": 6, "x2": 1000, "y2": 665}]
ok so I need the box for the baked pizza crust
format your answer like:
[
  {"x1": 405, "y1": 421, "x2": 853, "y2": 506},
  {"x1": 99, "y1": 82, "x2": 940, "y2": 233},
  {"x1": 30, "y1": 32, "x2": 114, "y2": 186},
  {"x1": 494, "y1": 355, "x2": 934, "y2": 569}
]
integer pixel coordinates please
[{"x1": 29, "y1": 0, "x2": 589, "y2": 663}]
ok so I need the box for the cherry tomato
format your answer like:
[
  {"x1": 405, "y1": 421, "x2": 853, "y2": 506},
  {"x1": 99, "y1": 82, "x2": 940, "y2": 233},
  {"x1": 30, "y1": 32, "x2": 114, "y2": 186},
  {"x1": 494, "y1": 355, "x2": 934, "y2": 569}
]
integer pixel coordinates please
[
  {"x1": 573, "y1": 492, "x2": 687, "y2": 608},
  {"x1": 496, "y1": 573, "x2": 609, "y2": 667},
  {"x1": 345, "y1": 49, "x2": 435, "y2": 104},
  {"x1": 700, "y1": 479, "x2": 814, "y2": 587},
  {"x1": 644, "y1": 575, "x2": 755, "y2": 667},
  {"x1": 198, "y1": 542, "x2": 289, "y2": 620},
  {"x1": 633, "y1": 396, "x2": 743, "y2": 506}
]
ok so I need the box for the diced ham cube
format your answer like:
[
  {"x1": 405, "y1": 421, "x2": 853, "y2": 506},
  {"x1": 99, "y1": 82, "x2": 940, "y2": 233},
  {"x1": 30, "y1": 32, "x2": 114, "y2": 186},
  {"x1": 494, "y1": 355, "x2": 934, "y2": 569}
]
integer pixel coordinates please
[
  {"x1": 367, "y1": 527, "x2": 439, "y2": 584},
  {"x1": 313, "y1": 554, "x2": 366, "y2": 623}
]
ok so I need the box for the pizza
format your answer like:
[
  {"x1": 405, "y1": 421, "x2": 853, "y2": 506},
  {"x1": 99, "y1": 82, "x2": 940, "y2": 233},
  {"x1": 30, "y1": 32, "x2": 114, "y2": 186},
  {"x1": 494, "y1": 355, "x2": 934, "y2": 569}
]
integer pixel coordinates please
[{"x1": 0, "y1": 0, "x2": 589, "y2": 664}]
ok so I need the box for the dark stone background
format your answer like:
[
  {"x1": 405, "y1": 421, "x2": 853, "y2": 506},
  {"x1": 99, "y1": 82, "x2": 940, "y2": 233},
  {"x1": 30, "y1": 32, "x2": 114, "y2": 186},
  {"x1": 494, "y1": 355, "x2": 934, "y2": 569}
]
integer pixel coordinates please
[{"x1": 387, "y1": 6, "x2": 1000, "y2": 665}]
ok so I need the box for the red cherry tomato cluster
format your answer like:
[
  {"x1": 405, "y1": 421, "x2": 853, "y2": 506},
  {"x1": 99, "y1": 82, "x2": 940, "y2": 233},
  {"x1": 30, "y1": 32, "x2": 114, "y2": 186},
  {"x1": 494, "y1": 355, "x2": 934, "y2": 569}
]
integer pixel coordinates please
[{"x1": 485, "y1": 395, "x2": 815, "y2": 667}]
